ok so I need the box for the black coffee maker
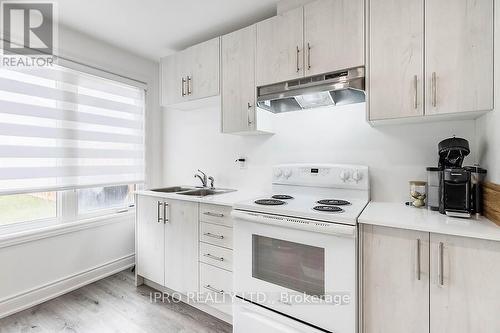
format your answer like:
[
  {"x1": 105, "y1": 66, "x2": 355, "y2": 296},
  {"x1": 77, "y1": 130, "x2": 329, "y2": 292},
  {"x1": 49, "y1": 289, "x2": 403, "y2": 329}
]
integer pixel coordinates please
[{"x1": 437, "y1": 137, "x2": 486, "y2": 218}]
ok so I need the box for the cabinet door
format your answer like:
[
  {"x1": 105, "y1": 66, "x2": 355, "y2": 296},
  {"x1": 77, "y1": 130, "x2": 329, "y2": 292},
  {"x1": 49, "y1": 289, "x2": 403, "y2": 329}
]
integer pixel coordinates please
[
  {"x1": 164, "y1": 200, "x2": 199, "y2": 294},
  {"x1": 304, "y1": 0, "x2": 364, "y2": 76},
  {"x1": 160, "y1": 51, "x2": 189, "y2": 106},
  {"x1": 256, "y1": 7, "x2": 304, "y2": 86},
  {"x1": 188, "y1": 37, "x2": 220, "y2": 100},
  {"x1": 425, "y1": 0, "x2": 493, "y2": 115},
  {"x1": 430, "y1": 234, "x2": 500, "y2": 333},
  {"x1": 362, "y1": 225, "x2": 429, "y2": 333},
  {"x1": 136, "y1": 195, "x2": 164, "y2": 285},
  {"x1": 221, "y1": 25, "x2": 256, "y2": 133},
  {"x1": 368, "y1": 0, "x2": 424, "y2": 120}
]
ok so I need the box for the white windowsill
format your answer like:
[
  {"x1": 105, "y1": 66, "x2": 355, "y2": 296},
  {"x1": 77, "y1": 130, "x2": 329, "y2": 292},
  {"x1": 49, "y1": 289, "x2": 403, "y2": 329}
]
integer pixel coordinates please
[{"x1": 0, "y1": 210, "x2": 135, "y2": 249}]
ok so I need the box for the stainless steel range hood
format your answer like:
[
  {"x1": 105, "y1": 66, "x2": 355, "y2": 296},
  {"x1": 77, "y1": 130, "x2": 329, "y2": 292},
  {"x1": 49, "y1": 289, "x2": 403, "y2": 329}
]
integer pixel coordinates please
[{"x1": 256, "y1": 67, "x2": 365, "y2": 113}]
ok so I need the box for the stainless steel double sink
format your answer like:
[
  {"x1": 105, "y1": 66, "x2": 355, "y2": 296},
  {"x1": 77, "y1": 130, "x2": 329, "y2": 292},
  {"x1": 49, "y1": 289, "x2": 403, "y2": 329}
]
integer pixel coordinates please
[{"x1": 150, "y1": 186, "x2": 236, "y2": 197}]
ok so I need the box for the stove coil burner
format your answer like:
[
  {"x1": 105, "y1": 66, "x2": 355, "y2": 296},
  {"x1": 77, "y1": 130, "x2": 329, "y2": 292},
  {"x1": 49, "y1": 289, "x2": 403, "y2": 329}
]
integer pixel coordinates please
[
  {"x1": 313, "y1": 205, "x2": 344, "y2": 213},
  {"x1": 317, "y1": 199, "x2": 351, "y2": 206},
  {"x1": 271, "y1": 195, "x2": 294, "y2": 200},
  {"x1": 255, "y1": 199, "x2": 286, "y2": 206}
]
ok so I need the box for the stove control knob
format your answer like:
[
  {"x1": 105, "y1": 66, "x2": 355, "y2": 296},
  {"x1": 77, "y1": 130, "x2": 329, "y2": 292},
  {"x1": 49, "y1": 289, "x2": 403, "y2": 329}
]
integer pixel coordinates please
[
  {"x1": 352, "y1": 170, "x2": 362, "y2": 182},
  {"x1": 339, "y1": 170, "x2": 350, "y2": 182},
  {"x1": 274, "y1": 169, "x2": 283, "y2": 178},
  {"x1": 283, "y1": 169, "x2": 292, "y2": 179}
]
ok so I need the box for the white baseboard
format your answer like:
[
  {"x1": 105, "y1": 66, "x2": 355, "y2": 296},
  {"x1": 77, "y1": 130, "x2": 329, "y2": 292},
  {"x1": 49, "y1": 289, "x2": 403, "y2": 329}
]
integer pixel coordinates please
[{"x1": 0, "y1": 254, "x2": 135, "y2": 319}]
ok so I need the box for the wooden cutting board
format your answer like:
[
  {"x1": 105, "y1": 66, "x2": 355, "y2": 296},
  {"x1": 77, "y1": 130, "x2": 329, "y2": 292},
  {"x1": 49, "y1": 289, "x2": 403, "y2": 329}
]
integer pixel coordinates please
[{"x1": 484, "y1": 182, "x2": 500, "y2": 226}]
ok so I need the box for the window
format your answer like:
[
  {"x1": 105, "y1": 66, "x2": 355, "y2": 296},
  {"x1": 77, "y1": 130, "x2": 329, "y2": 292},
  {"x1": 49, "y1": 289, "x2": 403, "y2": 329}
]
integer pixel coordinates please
[
  {"x1": 77, "y1": 184, "x2": 134, "y2": 214},
  {"x1": 0, "y1": 192, "x2": 56, "y2": 226},
  {"x1": 0, "y1": 62, "x2": 145, "y2": 229}
]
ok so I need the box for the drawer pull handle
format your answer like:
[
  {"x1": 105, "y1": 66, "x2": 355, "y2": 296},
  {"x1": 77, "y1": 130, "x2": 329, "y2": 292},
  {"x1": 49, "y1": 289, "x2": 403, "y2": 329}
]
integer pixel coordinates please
[
  {"x1": 203, "y1": 284, "x2": 224, "y2": 294},
  {"x1": 203, "y1": 212, "x2": 224, "y2": 218},
  {"x1": 204, "y1": 232, "x2": 224, "y2": 239},
  {"x1": 157, "y1": 201, "x2": 163, "y2": 223},
  {"x1": 204, "y1": 253, "x2": 224, "y2": 261}
]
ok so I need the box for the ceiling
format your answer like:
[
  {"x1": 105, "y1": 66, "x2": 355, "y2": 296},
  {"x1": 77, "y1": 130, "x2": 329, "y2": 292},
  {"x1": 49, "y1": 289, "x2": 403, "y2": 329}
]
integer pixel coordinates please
[{"x1": 56, "y1": 0, "x2": 279, "y2": 61}]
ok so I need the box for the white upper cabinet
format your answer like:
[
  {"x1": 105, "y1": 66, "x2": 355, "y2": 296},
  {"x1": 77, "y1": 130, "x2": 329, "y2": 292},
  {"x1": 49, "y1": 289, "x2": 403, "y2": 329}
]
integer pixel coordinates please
[
  {"x1": 160, "y1": 37, "x2": 220, "y2": 107},
  {"x1": 429, "y1": 234, "x2": 500, "y2": 333},
  {"x1": 189, "y1": 37, "x2": 220, "y2": 101},
  {"x1": 160, "y1": 49, "x2": 189, "y2": 106},
  {"x1": 304, "y1": 0, "x2": 364, "y2": 76},
  {"x1": 368, "y1": 0, "x2": 493, "y2": 122},
  {"x1": 425, "y1": 0, "x2": 493, "y2": 115},
  {"x1": 256, "y1": 7, "x2": 304, "y2": 86},
  {"x1": 221, "y1": 25, "x2": 257, "y2": 133},
  {"x1": 368, "y1": 0, "x2": 424, "y2": 120}
]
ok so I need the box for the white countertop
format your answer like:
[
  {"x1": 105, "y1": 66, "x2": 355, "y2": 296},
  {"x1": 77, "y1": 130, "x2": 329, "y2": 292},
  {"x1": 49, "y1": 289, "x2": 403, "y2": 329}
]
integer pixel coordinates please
[
  {"x1": 135, "y1": 188, "x2": 259, "y2": 207},
  {"x1": 359, "y1": 202, "x2": 500, "y2": 242}
]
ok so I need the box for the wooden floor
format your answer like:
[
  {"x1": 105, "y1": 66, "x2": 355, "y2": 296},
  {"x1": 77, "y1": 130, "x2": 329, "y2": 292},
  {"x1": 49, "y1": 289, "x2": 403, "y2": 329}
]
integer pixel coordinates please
[{"x1": 0, "y1": 270, "x2": 232, "y2": 333}]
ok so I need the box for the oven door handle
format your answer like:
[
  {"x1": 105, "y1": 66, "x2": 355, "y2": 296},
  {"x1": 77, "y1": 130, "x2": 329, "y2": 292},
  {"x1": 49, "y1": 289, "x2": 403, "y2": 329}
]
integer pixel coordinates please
[{"x1": 231, "y1": 210, "x2": 356, "y2": 237}]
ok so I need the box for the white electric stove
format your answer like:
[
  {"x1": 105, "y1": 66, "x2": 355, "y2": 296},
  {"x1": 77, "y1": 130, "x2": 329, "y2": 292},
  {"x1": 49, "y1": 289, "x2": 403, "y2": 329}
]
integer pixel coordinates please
[{"x1": 232, "y1": 164, "x2": 369, "y2": 333}]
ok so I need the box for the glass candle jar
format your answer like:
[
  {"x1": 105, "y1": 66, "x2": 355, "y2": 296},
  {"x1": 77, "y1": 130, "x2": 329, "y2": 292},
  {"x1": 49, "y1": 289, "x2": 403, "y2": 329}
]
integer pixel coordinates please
[{"x1": 409, "y1": 181, "x2": 427, "y2": 208}]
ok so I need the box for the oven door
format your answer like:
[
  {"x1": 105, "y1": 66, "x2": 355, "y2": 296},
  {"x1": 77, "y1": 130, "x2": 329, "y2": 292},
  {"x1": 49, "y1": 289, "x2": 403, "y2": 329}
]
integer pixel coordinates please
[{"x1": 233, "y1": 210, "x2": 357, "y2": 333}]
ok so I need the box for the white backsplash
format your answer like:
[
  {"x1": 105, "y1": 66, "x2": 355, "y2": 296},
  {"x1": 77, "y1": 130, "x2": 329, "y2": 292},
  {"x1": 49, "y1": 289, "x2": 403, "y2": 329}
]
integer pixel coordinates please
[{"x1": 162, "y1": 103, "x2": 477, "y2": 202}]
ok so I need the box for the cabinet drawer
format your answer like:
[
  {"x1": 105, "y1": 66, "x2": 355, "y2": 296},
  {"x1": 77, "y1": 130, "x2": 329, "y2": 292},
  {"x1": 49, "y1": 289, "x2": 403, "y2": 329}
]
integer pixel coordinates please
[
  {"x1": 200, "y1": 242, "x2": 233, "y2": 271},
  {"x1": 199, "y1": 204, "x2": 233, "y2": 227},
  {"x1": 199, "y1": 262, "x2": 233, "y2": 315},
  {"x1": 200, "y1": 222, "x2": 233, "y2": 249}
]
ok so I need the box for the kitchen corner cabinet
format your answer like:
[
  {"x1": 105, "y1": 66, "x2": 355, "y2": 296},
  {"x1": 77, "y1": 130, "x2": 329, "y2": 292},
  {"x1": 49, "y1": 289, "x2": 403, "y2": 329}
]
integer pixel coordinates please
[
  {"x1": 424, "y1": 0, "x2": 493, "y2": 116},
  {"x1": 362, "y1": 225, "x2": 429, "y2": 333},
  {"x1": 429, "y1": 234, "x2": 500, "y2": 333},
  {"x1": 136, "y1": 195, "x2": 165, "y2": 286},
  {"x1": 368, "y1": 0, "x2": 493, "y2": 121},
  {"x1": 362, "y1": 224, "x2": 500, "y2": 333},
  {"x1": 160, "y1": 37, "x2": 220, "y2": 108},
  {"x1": 221, "y1": 25, "x2": 257, "y2": 134},
  {"x1": 256, "y1": 0, "x2": 364, "y2": 87}
]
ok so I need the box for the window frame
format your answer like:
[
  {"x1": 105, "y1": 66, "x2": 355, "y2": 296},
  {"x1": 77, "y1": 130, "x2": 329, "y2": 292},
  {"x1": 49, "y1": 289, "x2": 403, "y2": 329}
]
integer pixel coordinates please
[{"x1": 0, "y1": 59, "x2": 146, "y2": 235}]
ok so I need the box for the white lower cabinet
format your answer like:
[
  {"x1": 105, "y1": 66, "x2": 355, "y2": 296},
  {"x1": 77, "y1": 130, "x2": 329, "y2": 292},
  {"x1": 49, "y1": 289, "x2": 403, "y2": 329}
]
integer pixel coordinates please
[
  {"x1": 362, "y1": 225, "x2": 429, "y2": 333},
  {"x1": 136, "y1": 196, "x2": 198, "y2": 294},
  {"x1": 430, "y1": 234, "x2": 500, "y2": 333},
  {"x1": 198, "y1": 203, "x2": 234, "y2": 316},
  {"x1": 136, "y1": 195, "x2": 166, "y2": 286},
  {"x1": 164, "y1": 199, "x2": 199, "y2": 294},
  {"x1": 362, "y1": 224, "x2": 500, "y2": 333}
]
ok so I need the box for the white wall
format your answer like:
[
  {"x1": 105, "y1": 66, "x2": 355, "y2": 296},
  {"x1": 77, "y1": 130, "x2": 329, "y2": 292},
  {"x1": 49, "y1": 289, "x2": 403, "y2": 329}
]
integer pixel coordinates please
[
  {"x1": 475, "y1": 1, "x2": 500, "y2": 184},
  {"x1": 0, "y1": 25, "x2": 161, "y2": 318},
  {"x1": 163, "y1": 103, "x2": 477, "y2": 202}
]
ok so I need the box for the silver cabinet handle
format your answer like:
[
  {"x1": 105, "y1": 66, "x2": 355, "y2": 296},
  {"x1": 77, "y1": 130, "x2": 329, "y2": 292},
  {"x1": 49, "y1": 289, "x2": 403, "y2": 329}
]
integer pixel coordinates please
[
  {"x1": 413, "y1": 75, "x2": 418, "y2": 109},
  {"x1": 203, "y1": 285, "x2": 224, "y2": 294},
  {"x1": 247, "y1": 102, "x2": 253, "y2": 126},
  {"x1": 203, "y1": 253, "x2": 224, "y2": 261},
  {"x1": 163, "y1": 202, "x2": 168, "y2": 223},
  {"x1": 203, "y1": 212, "x2": 224, "y2": 218},
  {"x1": 203, "y1": 232, "x2": 224, "y2": 239},
  {"x1": 181, "y1": 77, "x2": 186, "y2": 97},
  {"x1": 187, "y1": 76, "x2": 192, "y2": 95},
  {"x1": 438, "y1": 242, "x2": 444, "y2": 286},
  {"x1": 296, "y1": 46, "x2": 300, "y2": 72},
  {"x1": 307, "y1": 43, "x2": 311, "y2": 70},
  {"x1": 431, "y1": 72, "x2": 437, "y2": 107},
  {"x1": 416, "y1": 238, "x2": 421, "y2": 280},
  {"x1": 157, "y1": 201, "x2": 163, "y2": 223}
]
